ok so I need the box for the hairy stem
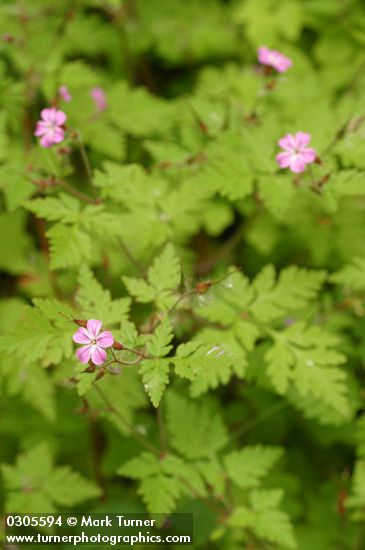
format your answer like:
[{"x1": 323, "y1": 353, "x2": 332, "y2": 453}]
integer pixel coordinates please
[{"x1": 94, "y1": 385, "x2": 160, "y2": 456}]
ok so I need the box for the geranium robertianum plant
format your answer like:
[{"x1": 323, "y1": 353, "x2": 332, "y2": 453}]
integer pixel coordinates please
[{"x1": 1, "y1": 0, "x2": 365, "y2": 548}]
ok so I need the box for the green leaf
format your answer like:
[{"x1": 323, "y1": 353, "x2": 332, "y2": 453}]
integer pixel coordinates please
[
  {"x1": 123, "y1": 244, "x2": 181, "y2": 310},
  {"x1": 118, "y1": 452, "x2": 185, "y2": 514},
  {"x1": 224, "y1": 445, "x2": 283, "y2": 490},
  {"x1": 195, "y1": 269, "x2": 254, "y2": 325},
  {"x1": 2, "y1": 357, "x2": 56, "y2": 421},
  {"x1": 162, "y1": 455, "x2": 207, "y2": 497},
  {"x1": 138, "y1": 474, "x2": 182, "y2": 514},
  {"x1": 147, "y1": 243, "x2": 181, "y2": 292},
  {"x1": 47, "y1": 223, "x2": 92, "y2": 269},
  {"x1": 146, "y1": 319, "x2": 174, "y2": 357},
  {"x1": 172, "y1": 336, "x2": 248, "y2": 396},
  {"x1": 140, "y1": 359, "x2": 170, "y2": 407},
  {"x1": 326, "y1": 170, "x2": 365, "y2": 198},
  {"x1": 122, "y1": 277, "x2": 156, "y2": 303},
  {"x1": 1, "y1": 443, "x2": 100, "y2": 513},
  {"x1": 330, "y1": 256, "x2": 365, "y2": 291},
  {"x1": 108, "y1": 81, "x2": 177, "y2": 137},
  {"x1": 0, "y1": 211, "x2": 33, "y2": 274},
  {"x1": 347, "y1": 459, "x2": 365, "y2": 520},
  {"x1": 193, "y1": 132, "x2": 254, "y2": 200},
  {"x1": 2, "y1": 443, "x2": 53, "y2": 491},
  {"x1": 228, "y1": 489, "x2": 296, "y2": 548},
  {"x1": 139, "y1": 320, "x2": 174, "y2": 406},
  {"x1": 264, "y1": 340, "x2": 294, "y2": 394},
  {"x1": 77, "y1": 265, "x2": 130, "y2": 323},
  {"x1": 0, "y1": 164, "x2": 34, "y2": 211},
  {"x1": 166, "y1": 392, "x2": 228, "y2": 459},
  {"x1": 0, "y1": 301, "x2": 72, "y2": 366},
  {"x1": 195, "y1": 459, "x2": 226, "y2": 497},
  {"x1": 264, "y1": 323, "x2": 350, "y2": 420},
  {"x1": 25, "y1": 193, "x2": 81, "y2": 223},
  {"x1": 234, "y1": 0, "x2": 303, "y2": 44},
  {"x1": 258, "y1": 175, "x2": 296, "y2": 220},
  {"x1": 118, "y1": 452, "x2": 160, "y2": 479},
  {"x1": 250, "y1": 265, "x2": 326, "y2": 322},
  {"x1": 250, "y1": 489, "x2": 297, "y2": 549},
  {"x1": 44, "y1": 466, "x2": 101, "y2": 506}
]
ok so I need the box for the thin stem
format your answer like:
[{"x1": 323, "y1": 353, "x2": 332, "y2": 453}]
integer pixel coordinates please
[
  {"x1": 166, "y1": 290, "x2": 197, "y2": 317},
  {"x1": 94, "y1": 385, "x2": 228, "y2": 516},
  {"x1": 77, "y1": 135, "x2": 93, "y2": 182},
  {"x1": 116, "y1": 13, "x2": 134, "y2": 83},
  {"x1": 116, "y1": 357, "x2": 143, "y2": 365},
  {"x1": 196, "y1": 222, "x2": 245, "y2": 276},
  {"x1": 119, "y1": 237, "x2": 146, "y2": 276},
  {"x1": 231, "y1": 400, "x2": 289, "y2": 441},
  {"x1": 247, "y1": 90, "x2": 264, "y2": 117},
  {"x1": 59, "y1": 179, "x2": 98, "y2": 204},
  {"x1": 320, "y1": 119, "x2": 350, "y2": 158},
  {"x1": 179, "y1": 478, "x2": 228, "y2": 516},
  {"x1": 148, "y1": 269, "x2": 242, "y2": 333},
  {"x1": 146, "y1": 289, "x2": 198, "y2": 333},
  {"x1": 245, "y1": 74, "x2": 275, "y2": 121},
  {"x1": 103, "y1": 355, "x2": 142, "y2": 367},
  {"x1": 120, "y1": 344, "x2": 149, "y2": 359},
  {"x1": 94, "y1": 385, "x2": 160, "y2": 456},
  {"x1": 157, "y1": 404, "x2": 167, "y2": 455}
]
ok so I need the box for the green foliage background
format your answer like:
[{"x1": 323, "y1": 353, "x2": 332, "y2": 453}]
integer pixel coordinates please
[{"x1": 1, "y1": 0, "x2": 365, "y2": 548}]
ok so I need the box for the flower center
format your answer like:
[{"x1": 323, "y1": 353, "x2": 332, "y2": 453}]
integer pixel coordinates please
[{"x1": 46, "y1": 121, "x2": 57, "y2": 131}]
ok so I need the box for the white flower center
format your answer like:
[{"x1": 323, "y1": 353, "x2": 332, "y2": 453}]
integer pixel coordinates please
[{"x1": 46, "y1": 121, "x2": 57, "y2": 132}]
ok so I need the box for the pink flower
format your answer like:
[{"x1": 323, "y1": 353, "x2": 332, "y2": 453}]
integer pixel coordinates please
[
  {"x1": 276, "y1": 132, "x2": 317, "y2": 173},
  {"x1": 73, "y1": 319, "x2": 114, "y2": 365},
  {"x1": 258, "y1": 46, "x2": 292, "y2": 73},
  {"x1": 91, "y1": 87, "x2": 107, "y2": 111},
  {"x1": 58, "y1": 86, "x2": 72, "y2": 102},
  {"x1": 34, "y1": 108, "x2": 67, "y2": 148}
]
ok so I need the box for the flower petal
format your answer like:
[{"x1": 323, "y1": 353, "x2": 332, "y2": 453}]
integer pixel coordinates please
[
  {"x1": 73, "y1": 327, "x2": 91, "y2": 344},
  {"x1": 86, "y1": 319, "x2": 102, "y2": 339},
  {"x1": 289, "y1": 156, "x2": 306, "y2": 173},
  {"x1": 76, "y1": 345, "x2": 93, "y2": 364},
  {"x1": 258, "y1": 46, "x2": 270, "y2": 64},
  {"x1": 55, "y1": 110, "x2": 67, "y2": 125},
  {"x1": 301, "y1": 148, "x2": 316, "y2": 163},
  {"x1": 278, "y1": 134, "x2": 295, "y2": 151},
  {"x1": 97, "y1": 331, "x2": 114, "y2": 348},
  {"x1": 40, "y1": 134, "x2": 54, "y2": 148},
  {"x1": 273, "y1": 52, "x2": 292, "y2": 73},
  {"x1": 91, "y1": 345, "x2": 107, "y2": 365},
  {"x1": 34, "y1": 121, "x2": 48, "y2": 136},
  {"x1": 276, "y1": 151, "x2": 292, "y2": 168},
  {"x1": 91, "y1": 87, "x2": 107, "y2": 111},
  {"x1": 59, "y1": 86, "x2": 72, "y2": 102},
  {"x1": 295, "y1": 132, "x2": 311, "y2": 148},
  {"x1": 41, "y1": 108, "x2": 57, "y2": 122},
  {"x1": 52, "y1": 127, "x2": 65, "y2": 144}
]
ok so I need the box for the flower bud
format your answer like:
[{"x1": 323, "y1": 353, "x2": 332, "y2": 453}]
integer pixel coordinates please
[
  {"x1": 2, "y1": 33, "x2": 14, "y2": 43},
  {"x1": 113, "y1": 341, "x2": 124, "y2": 350},
  {"x1": 83, "y1": 364, "x2": 96, "y2": 373},
  {"x1": 198, "y1": 120, "x2": 208, "y2": 133},
  {"x1": 195, "y1": 281, "x2": 213, "y2": 295},
  {"x1": 58, "y1": 146, "x2": 72, "y2": 155},
  {"x1": 74, "y1": 319, "x2": 88, "y2": 327},
  {"x1": 319, "y1": 174, "x2": 330, "y2": 186},
  {"x1": 240, "y1": 311, "x2": 250, "y2": 320}
]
